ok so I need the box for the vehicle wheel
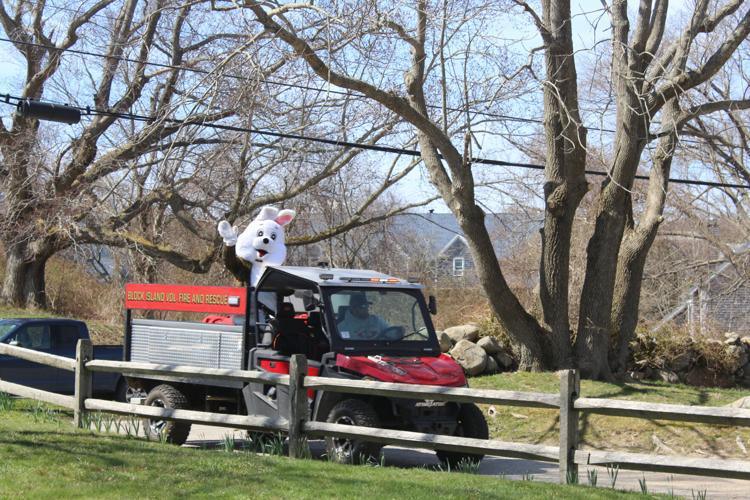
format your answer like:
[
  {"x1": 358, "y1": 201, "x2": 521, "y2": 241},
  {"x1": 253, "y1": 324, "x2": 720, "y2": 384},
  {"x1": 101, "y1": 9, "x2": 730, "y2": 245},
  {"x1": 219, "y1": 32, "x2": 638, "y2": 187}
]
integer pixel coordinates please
[
  {"x1": 436, "y1": 403, "x2": 488, "y2": 469},
  {"x1": 114, "y1": 379, "x2": 139, "y2": 403},
  {"x1": 325, "y1": 399, "x2": 383, "y2": 464},
  {"x1": 144, "y1": 384, "x2": 192, "y2": 445}
]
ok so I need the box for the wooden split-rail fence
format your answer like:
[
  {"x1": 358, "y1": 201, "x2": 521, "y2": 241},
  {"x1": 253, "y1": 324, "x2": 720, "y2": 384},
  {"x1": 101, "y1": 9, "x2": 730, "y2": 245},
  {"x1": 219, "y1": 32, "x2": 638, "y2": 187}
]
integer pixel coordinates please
[{"x1": 1, "y1": 340, "x2": 749, "y2": 483}]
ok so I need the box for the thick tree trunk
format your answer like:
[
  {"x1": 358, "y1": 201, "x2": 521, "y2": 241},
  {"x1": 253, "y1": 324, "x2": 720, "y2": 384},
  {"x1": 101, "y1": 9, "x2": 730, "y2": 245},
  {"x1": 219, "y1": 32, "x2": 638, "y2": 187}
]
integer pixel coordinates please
[
  {"x1": 539, "y1": 0, "x2": 588, "y2": 369},
  {"x1": 574, "y1": 119, "x2": 648, "y2": 380},
  {"x1": 1, "y1": 240, "x2": 51, "y2": 308},
  {"x1": 2, "y1": 243, "x2": 30, "y2": 306},
  {"x1": 458, "y1": 205, "x2": 549, "y2": 370},
  {"x1": 610, "y1": 224, "x2": 654, "y2": 374},
  {"x1": 610, "y1": 101, "x2": 679, "y2": 374}
]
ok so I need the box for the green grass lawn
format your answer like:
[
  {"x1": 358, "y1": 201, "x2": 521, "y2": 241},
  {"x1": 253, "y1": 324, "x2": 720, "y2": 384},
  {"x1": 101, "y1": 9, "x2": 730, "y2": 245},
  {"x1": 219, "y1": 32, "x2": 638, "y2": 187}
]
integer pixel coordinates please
[
  {"x1": 470, "y1": 371, "x2": 750, "y2": 459},
  {"x1": 0, "y1": 400, "x2": 640, "y2": 499}
]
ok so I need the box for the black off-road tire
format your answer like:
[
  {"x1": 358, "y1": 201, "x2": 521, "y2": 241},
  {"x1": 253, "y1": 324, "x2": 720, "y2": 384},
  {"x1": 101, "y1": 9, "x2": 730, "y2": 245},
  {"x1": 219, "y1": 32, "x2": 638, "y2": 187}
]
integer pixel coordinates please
[
  {"x1": 144, "y1": 384, "x2": 192, "y2": 445},
  {"x1": 436, "y1": 403, "x2": 489, "y2": 469},
  {"x1": 325, "y1": 399, "x2": 383, "y2": 464},
  {"x1": 114, "y1": 378, "x2": 135, "y2": 403}
]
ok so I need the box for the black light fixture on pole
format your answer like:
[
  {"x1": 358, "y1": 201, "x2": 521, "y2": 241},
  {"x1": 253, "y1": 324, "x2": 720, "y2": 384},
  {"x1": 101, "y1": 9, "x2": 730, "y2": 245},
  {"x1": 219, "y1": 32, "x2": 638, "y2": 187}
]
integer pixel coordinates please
[{"x1": 16, "y1": 98, "x2": 81, "y2": 124}]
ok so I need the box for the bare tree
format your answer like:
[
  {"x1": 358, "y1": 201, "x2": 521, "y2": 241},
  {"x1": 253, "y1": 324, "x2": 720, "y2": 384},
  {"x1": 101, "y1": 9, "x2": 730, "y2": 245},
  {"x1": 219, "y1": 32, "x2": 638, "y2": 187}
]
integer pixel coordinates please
[
  {"x1": 235, "y1": 0, "x2": 750, "y2": 376},
  {"x1": 0, "y1": 0, "x2": 239, "y2": 306},
  {"x1": 239, "y1": 0, "x2": 550, "y2": 369},
  {"x1": 0, "y1": 0, "x2": 431, "y2": 306}
]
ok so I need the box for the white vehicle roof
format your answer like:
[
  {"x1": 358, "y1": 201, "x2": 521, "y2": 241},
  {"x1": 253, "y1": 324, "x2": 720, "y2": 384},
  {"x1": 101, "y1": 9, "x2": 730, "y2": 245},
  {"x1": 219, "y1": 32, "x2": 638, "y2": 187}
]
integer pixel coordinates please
[{"x1": 259, "y1": 265, "x2": 422, "y2": 289}]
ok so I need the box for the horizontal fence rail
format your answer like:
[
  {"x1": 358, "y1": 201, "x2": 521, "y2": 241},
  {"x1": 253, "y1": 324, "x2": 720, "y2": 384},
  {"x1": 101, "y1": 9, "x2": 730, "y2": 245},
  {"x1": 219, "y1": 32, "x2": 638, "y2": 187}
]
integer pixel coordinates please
[
  {"x1": 86, "y1": 359, "x2": 290, "y2": 386},
  {"x1": 576, "y1": 449, "x2": 750, "y2": 480},
  {"x1": 304, "y1": 376, "x2": 560, "y2": 408},
  {"x1": 0, "y1": 379, "x2": 75, "y2": 409},
  {"x1": 575, "y1": 397, "x2": 750, "y2": 426},
  {"x1": 85, "y1": 398, "x2": 288, "y2": 433},
  {"x1": 2, "y1": 339, "x2": 750, "y2": 485},
  {"x1": 0, "y1": 343, "x2": 76, "y2": 371},
  {"x1": 304, "y1": 421, "x2": 560, "y2": 462}
]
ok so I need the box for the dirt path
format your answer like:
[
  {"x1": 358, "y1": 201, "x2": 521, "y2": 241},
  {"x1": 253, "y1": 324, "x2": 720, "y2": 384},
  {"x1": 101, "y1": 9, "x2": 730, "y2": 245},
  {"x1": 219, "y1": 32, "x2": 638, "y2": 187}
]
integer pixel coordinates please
[{"x1": 186, "y1": 424, "x2": 747, "y2": 498}]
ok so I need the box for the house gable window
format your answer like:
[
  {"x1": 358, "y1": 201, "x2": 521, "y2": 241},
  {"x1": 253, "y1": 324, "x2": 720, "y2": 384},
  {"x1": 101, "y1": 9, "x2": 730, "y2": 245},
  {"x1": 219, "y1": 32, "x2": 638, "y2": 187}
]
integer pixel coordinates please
[{"x1": 453, "y1": 257, "x2": 465, "y2": 277}]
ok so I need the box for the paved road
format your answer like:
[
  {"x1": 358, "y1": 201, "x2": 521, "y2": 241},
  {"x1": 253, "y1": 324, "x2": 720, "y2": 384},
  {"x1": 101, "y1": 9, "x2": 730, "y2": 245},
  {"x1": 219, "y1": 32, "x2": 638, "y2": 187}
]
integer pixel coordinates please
[{"x1": 185, "y1": 424, "x2": 747, "y2": 498}]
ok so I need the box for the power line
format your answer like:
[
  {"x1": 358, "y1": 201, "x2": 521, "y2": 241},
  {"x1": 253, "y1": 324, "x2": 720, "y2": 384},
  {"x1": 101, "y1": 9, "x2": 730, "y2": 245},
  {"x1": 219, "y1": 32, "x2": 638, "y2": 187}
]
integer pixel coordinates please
[
  {"x1": 1, "y1": 36, "x2": 724, "y2": 150},
  {"x1": 3, "y1": 93, "x2": 748, "y2": 191},
  {"x1": 0, "y1": 36, "x2": 603, "y2": 129}
]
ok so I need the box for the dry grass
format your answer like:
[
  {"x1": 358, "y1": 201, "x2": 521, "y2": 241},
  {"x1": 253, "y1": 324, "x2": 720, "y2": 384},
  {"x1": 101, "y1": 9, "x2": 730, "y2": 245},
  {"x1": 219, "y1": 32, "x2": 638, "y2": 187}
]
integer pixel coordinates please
[{"x1": 430, "y1": 287, "x2": 490, "y2": 330}]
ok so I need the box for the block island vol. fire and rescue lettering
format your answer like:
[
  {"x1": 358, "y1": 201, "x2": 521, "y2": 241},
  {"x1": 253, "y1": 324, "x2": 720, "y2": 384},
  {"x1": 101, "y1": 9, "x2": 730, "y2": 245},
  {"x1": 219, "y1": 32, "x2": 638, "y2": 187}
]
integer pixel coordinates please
[
  {"x1": 126, "y1": 290, "x2": 230, "y2": 305},
  {"x1": 124, "y1": 284, "x2": 244, "y2": 314}
]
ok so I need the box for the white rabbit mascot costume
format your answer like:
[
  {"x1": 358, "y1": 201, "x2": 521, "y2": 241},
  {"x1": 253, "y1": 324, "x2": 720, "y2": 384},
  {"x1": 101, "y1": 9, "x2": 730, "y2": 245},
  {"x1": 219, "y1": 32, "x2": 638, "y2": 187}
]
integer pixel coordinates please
[{"x1": 217, "y1": 206, "x2": 296, "y2": 287}]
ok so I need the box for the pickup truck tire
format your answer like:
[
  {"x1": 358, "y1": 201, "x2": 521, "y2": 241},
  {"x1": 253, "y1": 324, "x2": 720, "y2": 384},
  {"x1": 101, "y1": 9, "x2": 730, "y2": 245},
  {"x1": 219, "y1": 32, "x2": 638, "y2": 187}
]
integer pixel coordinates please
[
  {"x1": 436, "y1": 403, "x2": 488, "y2": 469},
  {"x1": 114, "y1": 378, "x2": 130, "y2": 403},
  {"x1": 324, "y1": 399, "x2": 383, "y2": 465},
  {"x1": 144, "y1": 384, "x2": 192, "y2": 445}
]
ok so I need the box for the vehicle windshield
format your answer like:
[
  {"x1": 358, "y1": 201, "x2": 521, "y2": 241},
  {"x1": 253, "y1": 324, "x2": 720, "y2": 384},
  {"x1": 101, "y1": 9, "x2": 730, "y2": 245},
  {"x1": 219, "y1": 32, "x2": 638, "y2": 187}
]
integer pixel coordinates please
[
  {"x1": 329, "y1": 289, "x2": 430, "y2": 342},
  {"x1": 0, "y1": 321, "x2": 20, "y2": 340}
]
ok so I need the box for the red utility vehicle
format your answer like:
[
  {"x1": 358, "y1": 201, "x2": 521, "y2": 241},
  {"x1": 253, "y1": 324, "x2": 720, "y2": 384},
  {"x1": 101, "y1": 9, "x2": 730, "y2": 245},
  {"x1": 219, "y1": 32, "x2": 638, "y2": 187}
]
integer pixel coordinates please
[{"x1": 123, "y1": 265, "x2": 488, "y2": 465}]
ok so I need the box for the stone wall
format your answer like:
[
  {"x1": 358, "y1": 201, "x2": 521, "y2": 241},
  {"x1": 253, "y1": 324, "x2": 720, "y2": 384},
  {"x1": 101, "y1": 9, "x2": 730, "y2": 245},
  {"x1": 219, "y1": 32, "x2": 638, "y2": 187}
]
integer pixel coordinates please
[{"x1": 442, "y1": 322, "x2": 750, "y2": 388}]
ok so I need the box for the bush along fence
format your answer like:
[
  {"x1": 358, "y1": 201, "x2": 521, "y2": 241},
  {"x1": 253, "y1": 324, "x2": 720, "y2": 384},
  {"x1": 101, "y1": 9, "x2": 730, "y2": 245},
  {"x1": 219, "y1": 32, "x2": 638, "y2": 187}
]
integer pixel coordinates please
[{"x1": 1, "y1": 340, "x2": 750, "y2": 483}]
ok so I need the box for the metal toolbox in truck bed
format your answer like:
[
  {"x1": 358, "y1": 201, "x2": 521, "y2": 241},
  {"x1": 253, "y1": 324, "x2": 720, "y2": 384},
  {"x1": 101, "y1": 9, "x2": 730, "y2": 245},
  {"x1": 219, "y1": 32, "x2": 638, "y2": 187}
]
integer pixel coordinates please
[{"x1": 130, "y1": 319, "x2": 244, "y2": 388}]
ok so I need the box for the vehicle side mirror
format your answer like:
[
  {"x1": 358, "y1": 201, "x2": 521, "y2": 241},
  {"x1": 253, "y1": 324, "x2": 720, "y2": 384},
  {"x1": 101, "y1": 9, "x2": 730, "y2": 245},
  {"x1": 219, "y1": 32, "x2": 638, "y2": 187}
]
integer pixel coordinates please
[
  {"x1": 428, "y1": 295, "x2": 437, "y2": 315},
  {"x1": 8, "y1": 339, "x2": 18, "y2": 346}
]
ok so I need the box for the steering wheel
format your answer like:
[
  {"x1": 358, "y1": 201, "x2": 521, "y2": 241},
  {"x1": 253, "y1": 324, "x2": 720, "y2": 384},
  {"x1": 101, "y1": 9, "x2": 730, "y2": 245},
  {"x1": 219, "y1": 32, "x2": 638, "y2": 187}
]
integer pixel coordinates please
[
  {"x1": 381, "y1": 326, "x2": 406, "y2": 340},
  {"x1": 357, "y1": 328, "x2": 379, "y2": 340}
]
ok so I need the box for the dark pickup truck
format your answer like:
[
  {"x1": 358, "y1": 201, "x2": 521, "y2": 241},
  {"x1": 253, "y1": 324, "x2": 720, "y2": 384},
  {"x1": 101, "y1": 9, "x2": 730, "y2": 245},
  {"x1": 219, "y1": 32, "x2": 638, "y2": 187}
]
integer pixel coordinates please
[{"x1": 0, "y1": 318, "x2": 126, "y2": 401}]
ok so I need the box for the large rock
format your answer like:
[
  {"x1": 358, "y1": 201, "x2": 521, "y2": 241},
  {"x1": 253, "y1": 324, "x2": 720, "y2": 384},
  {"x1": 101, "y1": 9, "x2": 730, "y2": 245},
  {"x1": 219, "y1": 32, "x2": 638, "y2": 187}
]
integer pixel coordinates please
[
  {"x1": 477, "y1": 336, "x2": 502, "y2": 355},
  {"x1": 684, "y1": 366, "x2": 733, "y2": 388},
  {"x1": 449, "y1": 339, "x2": 487, "y2": 376},
  {"x1": 670, "y1": 351, "x2": 693, "y2": 372},
  {"x1": 494, "y1": 351, "x2": 514, "y2": 370},
  {"x1": 437, "y1": 331, "x2": 453, "y2": 353},
  {"x1": 724, "y1": 332, "x2": 740, "y2": 344},
  {"x1": 726, "y1": 344, "x2": 749, "y2": 373},
  {"x1": 444, "y1": 324, "x2": 480, "y2": 343},
  {"x1": 485, "y1": 355, "x2": 499, "y2": 374},
  {"x1": 657, "y1": 369, "x2": 680, "y2": 384}
]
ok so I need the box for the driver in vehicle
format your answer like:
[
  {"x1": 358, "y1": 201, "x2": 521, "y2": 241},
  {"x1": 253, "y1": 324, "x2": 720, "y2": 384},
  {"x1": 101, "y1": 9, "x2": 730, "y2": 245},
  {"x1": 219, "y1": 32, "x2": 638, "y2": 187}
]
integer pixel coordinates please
[{"x1": 337, "y1": 293, "x2": 389, "y2": 340}]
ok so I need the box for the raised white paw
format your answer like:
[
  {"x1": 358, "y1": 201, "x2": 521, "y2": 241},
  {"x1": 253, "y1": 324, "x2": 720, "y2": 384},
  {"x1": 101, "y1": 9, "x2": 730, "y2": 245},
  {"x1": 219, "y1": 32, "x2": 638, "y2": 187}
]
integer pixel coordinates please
[{"x1": 217, "y1": 220, "x2": 238, "y2": 246}]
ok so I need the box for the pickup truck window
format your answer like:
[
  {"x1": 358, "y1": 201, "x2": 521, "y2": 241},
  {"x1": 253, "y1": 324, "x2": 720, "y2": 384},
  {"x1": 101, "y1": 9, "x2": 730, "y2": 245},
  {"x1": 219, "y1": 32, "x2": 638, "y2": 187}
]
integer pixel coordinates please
[
  {"x1": 0, "y1": 321, "x2": 20, "y2": 339},
  {"x1": 52, "y1": 325, "x2": 80, "y2": 348},
  {"x1": 15, "y1": 325, "x2": 51, "y2": 350}
]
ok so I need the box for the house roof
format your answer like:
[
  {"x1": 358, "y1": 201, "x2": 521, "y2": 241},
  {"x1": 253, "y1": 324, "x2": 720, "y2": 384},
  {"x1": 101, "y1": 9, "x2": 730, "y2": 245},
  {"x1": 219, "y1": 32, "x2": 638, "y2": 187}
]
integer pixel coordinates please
[
  {"x1": 652, "y1": 242, "x2": 750, "y2": 331},
  {"x1": 389, "y1": 212, "x2": 540, "y2": 257}
]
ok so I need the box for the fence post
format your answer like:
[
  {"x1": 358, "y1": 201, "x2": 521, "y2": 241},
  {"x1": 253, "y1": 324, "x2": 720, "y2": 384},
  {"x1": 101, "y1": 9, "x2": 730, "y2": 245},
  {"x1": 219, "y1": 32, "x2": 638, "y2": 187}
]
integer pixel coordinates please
[
  {"x1": 288, "y1": 354, "x2": 309, "y2": 458},
  {"x1": 559, "y1": 369, "x2": 580, "y2": 484},
  {"x1": 74, "y1": 339, "x2": 93, "y2": 428}
]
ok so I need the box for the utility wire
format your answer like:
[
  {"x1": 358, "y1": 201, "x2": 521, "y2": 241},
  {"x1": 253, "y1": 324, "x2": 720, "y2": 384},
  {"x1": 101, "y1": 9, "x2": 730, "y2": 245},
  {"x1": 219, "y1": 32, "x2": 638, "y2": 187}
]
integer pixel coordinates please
[
  {"x1": 0, "y1": 36, "x2": 605, "y2": 129},
  {"x1": 1, "y1": 36, "x2": 723, "y2": 148},
  {"x1": 2, "y1": 93, "x2": 749, "y2": 190}
]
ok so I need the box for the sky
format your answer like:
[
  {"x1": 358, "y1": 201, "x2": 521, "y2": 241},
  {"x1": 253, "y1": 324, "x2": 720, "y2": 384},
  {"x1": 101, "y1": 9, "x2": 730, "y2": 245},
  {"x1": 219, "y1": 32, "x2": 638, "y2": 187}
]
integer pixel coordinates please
[{"x1": 0, "y1": 0, "x2": 703, "y2": 216}]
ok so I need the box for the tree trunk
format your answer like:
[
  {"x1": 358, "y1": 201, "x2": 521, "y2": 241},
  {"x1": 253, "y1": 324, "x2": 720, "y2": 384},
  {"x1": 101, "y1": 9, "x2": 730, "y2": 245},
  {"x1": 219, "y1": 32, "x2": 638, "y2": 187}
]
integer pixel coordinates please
[
  {"x1": 1, "y1": 242, "x2": 30, "y2": 306},
  {"x1": 610, "y1": 100, "x2": 679, "y2": 374},
  {"x1": 1, "y1": 240, "x2": 51, "y2": 308},
  {"x1": 539, "y1": 0, "x2": 588, "y2": 369},
  {"x1": 458, "y1": 205, "x2": 549, "y2": 370}
]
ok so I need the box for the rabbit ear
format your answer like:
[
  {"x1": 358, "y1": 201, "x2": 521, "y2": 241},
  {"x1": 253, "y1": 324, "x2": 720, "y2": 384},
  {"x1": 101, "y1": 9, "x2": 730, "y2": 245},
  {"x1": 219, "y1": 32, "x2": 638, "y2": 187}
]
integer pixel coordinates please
[
  {"x1": 255, "y1": 206, "x2": 279, "y2": 222},
  {"x1": 275, "y1": 209, "x2": 296, "y2": 226}
]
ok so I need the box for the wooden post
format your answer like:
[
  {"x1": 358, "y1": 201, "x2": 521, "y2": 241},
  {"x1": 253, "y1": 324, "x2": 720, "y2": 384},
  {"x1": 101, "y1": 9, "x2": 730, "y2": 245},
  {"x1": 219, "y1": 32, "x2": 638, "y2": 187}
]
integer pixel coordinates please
[
  {"x1": 288, "y1": 354, "x2": 309, "y2": 458},
  {"x1": 559, "y1": 369, "x2": 580, "y2": 484},
  {"x1": 74, "y1": 339, "x2": 93, "y2": 428}
]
